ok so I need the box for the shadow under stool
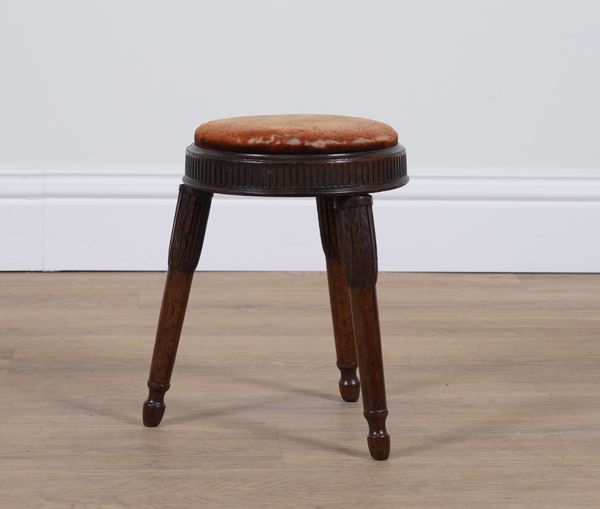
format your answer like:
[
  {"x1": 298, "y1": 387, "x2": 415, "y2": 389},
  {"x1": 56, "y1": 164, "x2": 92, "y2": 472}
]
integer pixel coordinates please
[{"x1": 142, "y1": 114, "x2": 408, "y2": 460}]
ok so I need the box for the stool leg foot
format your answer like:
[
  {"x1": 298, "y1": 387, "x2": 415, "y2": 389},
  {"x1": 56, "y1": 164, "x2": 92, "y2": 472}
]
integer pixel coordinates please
[
  {"x1": 338, "y1": 365, "x2": 360, "y2": 403},
  {"x1": 335, "y1": 195, "x2": 390, "y2": 460},
  {"x1": 143, "y1": 185, "x2": 213, "y2": 427},
  {"x1": 143, "y1": 381, "x2": 168, "y2": 427},
  {"x1": 317, "y1": 197, "x2": 360, "y2": 403}
]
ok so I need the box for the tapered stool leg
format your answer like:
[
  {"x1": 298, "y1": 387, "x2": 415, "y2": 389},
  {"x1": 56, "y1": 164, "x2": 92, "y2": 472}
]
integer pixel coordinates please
[
  {"x1": 316, "y1": 197, "x2": 360, "y2": 402},
  {"x1": 335, "y1": 194, "x2": 390, "y2": 460},
  {"x1": 143, "y1": 184, "x2": 213, "y2": 427}
]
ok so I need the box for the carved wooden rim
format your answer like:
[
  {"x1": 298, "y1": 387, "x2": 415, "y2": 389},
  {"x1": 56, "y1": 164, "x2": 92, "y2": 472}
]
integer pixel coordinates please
[{"x1": 184, "y1": 144, "x2": 408, "y2": 197}]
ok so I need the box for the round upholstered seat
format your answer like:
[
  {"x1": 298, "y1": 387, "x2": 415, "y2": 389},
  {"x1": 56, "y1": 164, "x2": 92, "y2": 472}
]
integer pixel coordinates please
[
  {"x1": 185, "y1": 114, "x2": 407, "y2": 197},
  {"x1": 194, "y1": 114, "x2": 398, "y2": 154}
]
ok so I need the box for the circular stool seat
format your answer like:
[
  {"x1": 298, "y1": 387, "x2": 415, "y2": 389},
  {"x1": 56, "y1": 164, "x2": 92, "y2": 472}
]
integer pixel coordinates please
[
  {"x1": 186, "y1": 114, "x2": 407, "y2": 197},
  {"x1": 195, "y1": 114, "x2": 398, "y2": 154}
]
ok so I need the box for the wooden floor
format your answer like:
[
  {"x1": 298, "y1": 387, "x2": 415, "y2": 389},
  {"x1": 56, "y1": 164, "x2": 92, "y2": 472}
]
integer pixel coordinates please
[{"x1": 1, "y1": 272, "x2": 600, "y2": 508}]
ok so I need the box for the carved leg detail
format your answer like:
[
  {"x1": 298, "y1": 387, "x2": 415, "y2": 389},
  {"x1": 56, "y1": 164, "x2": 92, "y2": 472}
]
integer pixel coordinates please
[
  {"x1": 317, "y1": 197, "x2": 360, "y2": 402},
  {"x1": 143, "y1": 184, "x2": 213, "y2": 427},
  {"x1": 335, "y1": 194, "x2": 390, "y2": 460}
]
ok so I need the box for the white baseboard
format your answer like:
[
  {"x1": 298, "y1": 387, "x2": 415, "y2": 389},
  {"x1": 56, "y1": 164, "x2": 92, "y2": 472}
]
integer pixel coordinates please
[{"x1": 1, "y1": 168, "x2": 599, "y2": 272}]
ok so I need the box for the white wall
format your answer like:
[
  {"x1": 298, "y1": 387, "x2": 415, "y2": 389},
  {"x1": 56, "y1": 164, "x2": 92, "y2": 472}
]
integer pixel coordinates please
[{"x1": 1, "y1": 0, "x2": 599, "y2": 271}]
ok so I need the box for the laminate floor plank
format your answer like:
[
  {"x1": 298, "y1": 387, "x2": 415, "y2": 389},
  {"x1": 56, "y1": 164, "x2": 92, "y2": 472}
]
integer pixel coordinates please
[{"x1": 0, "y1": 272, "x2": 599, "y2": 508}]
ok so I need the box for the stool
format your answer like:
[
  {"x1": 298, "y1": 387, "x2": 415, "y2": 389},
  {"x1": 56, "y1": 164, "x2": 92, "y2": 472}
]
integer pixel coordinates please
[{"x1": 142, "y1": 114, "x2": 408, "y2": 460}]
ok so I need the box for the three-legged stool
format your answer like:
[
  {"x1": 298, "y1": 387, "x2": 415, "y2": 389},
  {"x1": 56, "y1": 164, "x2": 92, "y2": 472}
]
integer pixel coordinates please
[{"x1": 143, "y1": 114, "x2": 408, "y2": 460}]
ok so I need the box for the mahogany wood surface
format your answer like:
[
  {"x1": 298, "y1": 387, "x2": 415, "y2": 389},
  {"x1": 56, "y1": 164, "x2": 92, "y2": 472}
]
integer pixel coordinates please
[
  {"x1": 145, "y1": 142, "x2": 407, "y2": 459},
  {"x1": 317, "y1": 196, "x2": 360, "y2": 403},
  {"x1": 335, "y1": 195, "x2": 389, "y2": 460},
  {"x1": 184, "y1": 144, "x2": 407, "y2": 197},
  {"x1": 143, "y1": 185, "x2": 213, "y2": 427}
]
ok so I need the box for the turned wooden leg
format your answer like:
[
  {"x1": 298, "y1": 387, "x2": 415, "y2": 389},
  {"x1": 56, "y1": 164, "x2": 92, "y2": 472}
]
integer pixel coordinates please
[
  {"x1": 316, "y1": 197, "x2": 360, "y2": 402},
  {"x1": 143, "y1": 184, "x2": 213, "y2": 427},
  {"x1": 335, "y1": 194, "x2": 390, "y2": 460}
]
